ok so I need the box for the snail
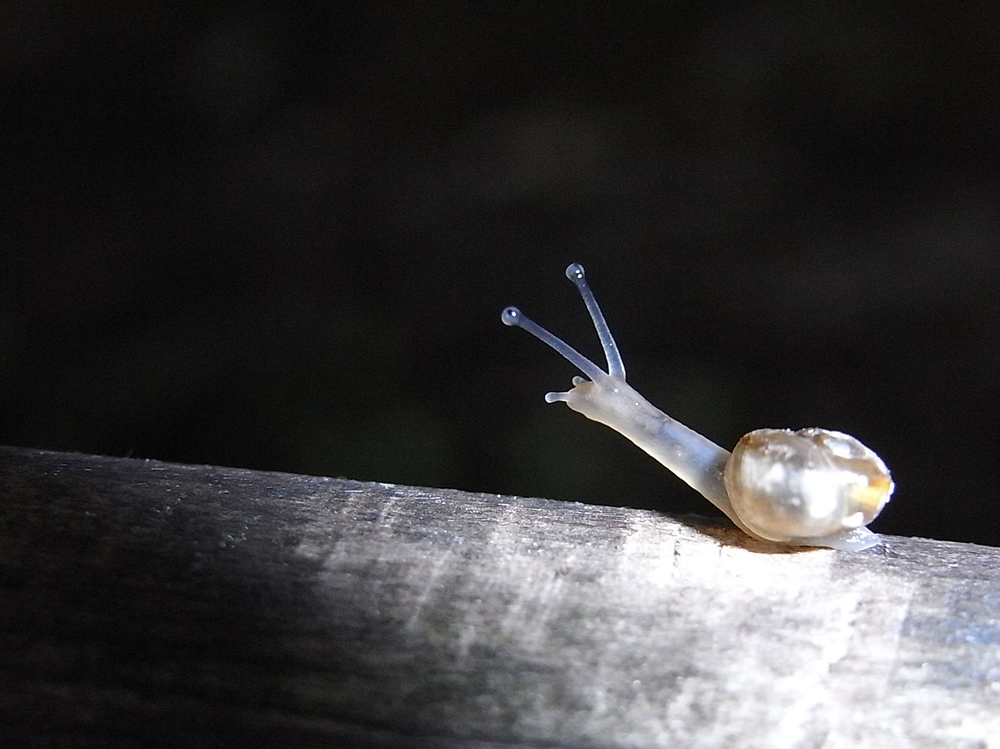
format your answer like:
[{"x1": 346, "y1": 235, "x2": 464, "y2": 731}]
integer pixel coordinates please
[{"x1": 501, "y1": 263, "x2": 894, "y2": 551}]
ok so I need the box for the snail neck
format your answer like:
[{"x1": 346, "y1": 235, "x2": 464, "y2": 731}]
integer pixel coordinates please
[{"x1": 547, "y1": 377, "x2": 740, "y2": 526}]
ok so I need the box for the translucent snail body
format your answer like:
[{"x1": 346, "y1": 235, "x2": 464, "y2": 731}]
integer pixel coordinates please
[{"x1": 501, "y1": 263, "x2": 893, "y2": 552}]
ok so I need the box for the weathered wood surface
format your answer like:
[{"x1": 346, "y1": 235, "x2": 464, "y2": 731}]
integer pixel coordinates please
[{"x1": 0, "y1": 446, "x2": 997, "y2": 748}]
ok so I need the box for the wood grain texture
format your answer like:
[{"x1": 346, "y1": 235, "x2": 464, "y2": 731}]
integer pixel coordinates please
[{"x1": 0, "y1": 445, "x2": 997, "y2": 748}]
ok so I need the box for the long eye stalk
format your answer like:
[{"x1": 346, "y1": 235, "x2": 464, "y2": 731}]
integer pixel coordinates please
[
  {"x1": 564, "y1": 263, "x2": 625, "y2": 379},
  {"x1": 501, "y1": 263, "x2": 625, "y2": 383},
  {"x1": 501, "y1": 306, "x2": 608, "y2": 383}
]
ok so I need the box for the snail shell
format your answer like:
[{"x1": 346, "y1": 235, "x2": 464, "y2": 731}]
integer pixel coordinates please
[{"x1": 725, "y1": 428, "x2": 893, "y2": 543}]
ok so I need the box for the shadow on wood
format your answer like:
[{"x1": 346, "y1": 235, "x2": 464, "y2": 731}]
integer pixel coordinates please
[{"x1": 1, "y1": 446, "x2": 997, "y2": 747}]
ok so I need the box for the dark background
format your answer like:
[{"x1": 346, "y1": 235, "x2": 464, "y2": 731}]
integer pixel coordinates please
[{"x1": 3, "y1": 2, "x2": 998, "y2": 546}]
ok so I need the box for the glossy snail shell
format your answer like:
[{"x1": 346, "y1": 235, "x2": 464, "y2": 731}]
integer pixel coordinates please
[{"x1": 723, "y1": 428, "x2": 894, "y2": 543}]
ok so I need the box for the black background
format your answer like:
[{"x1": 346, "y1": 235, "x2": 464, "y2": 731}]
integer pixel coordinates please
[{"x1": 4, "y1": 1, "x2": 999, "y2": 546}]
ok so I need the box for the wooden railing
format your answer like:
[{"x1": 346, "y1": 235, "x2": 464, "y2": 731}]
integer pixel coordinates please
[{"x1": 1, "y1": 445, "x2": 997, "y2": 747}]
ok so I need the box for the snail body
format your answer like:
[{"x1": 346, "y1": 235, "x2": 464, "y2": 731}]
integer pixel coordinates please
[{"x1": 501, "y1": 263, "x2": 893, "y2": 551}]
